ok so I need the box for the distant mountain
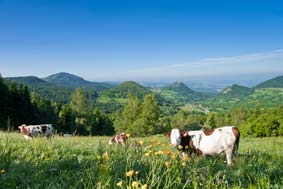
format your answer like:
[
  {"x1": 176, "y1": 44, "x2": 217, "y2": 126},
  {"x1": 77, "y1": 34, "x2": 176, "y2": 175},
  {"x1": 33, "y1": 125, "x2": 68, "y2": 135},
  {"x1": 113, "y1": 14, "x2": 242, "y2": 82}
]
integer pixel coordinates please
[
  {"x1": 219, "y1": 84, "x2": 253, "y2": 98},
  {"x1": 43, "y1": 72, "x2": 115, "y2": 91},
  {"x1": 5, "y1": 76, "x2": 51, "y2": 87},
  {"x1": 254, "y1": 75, "x2": 283, "y2": 89},
  {"x1": 151, "y1": 81, "x2": 208, "y2": 104},
  {"x1": 101, "y1": 81, "x2": 151, "y2": 99},
  {"x1": 5, "y1": 76, "x2": 74, "y2": 102},
  {"x1": 164, "y1": 81, "x2": 195, "y2": 95}
]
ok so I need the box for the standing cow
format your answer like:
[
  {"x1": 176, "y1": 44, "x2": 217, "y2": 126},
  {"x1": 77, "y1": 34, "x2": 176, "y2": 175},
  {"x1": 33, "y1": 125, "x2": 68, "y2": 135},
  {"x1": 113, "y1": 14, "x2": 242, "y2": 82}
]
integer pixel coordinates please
[
  {"x1": 18, "y1": 124, "x2": 54, "y2": 139},
  {"x1": 169, "y1": 126, "x2": 240, "y2": 165}
]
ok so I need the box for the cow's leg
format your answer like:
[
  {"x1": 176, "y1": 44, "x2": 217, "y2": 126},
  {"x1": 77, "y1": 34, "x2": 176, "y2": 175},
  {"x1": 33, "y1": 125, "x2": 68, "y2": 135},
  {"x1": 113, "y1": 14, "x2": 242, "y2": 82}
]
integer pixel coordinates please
[{"x1": 225, "y1": 148, "x2": 233, "y2": 165}]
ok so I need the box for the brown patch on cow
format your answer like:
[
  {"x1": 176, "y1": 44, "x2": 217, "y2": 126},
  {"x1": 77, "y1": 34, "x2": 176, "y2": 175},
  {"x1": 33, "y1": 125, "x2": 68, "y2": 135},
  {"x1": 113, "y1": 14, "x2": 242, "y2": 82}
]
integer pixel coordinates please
[
  {"x1": 41, "y1": 126, "x2": 47, "y2": 134},
  {"x1": 232, "y1": 127, "x2": 240, "y2": 156},
  {"x1": 164, "y1": 132, "x2": 170, "y2": 138},
  {"x1": 203, "y1": 129, "x2": 215, "y2": 136}
]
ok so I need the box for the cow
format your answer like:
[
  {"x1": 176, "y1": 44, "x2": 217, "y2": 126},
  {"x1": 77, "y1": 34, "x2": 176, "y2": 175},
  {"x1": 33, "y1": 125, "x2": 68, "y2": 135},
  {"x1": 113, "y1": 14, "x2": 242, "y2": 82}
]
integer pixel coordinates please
[
  {"x1": 108, "y1": 133, "x2": 128, "y2": 145},
  {"x1": 18, "y1": 124, "x2": 54, "y2": 140},
  {"x1": 169, "y1": 126, "x2": 240, "y2": 165}
]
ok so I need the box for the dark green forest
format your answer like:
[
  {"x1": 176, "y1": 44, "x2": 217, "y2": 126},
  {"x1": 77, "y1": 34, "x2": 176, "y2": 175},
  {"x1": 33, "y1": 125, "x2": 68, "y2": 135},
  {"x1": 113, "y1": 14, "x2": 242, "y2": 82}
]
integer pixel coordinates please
[{"x1": 1, "y1": 73, "x2": 283, "y2": 137}]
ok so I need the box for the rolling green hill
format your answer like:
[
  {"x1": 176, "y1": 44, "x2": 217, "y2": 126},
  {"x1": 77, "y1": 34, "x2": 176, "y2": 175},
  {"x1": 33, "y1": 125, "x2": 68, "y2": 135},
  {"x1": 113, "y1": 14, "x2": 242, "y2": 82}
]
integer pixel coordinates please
[
  {"x1": 96, "y1": 81, "x2": 152, "y2": 112},
  {"x1": 254, "y1": 75, "x2": 283, "y2": 89},
  {"x1": 43, "y1": 72, "x2": 115, "y2": 91},
  {"x1": 152, "y1": 81, "x2": 209, "y2": 104},
  {"x1": 202, "y1": 77, "x2": 283, "y2": 111}
]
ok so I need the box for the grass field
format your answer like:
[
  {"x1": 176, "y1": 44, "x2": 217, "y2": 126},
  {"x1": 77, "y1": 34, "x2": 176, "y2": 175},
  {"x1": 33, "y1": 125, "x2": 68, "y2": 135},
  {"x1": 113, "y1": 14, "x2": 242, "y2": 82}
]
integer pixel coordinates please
[{"x1": 1, "y1": 132, "x2": 283, "y2": 188}]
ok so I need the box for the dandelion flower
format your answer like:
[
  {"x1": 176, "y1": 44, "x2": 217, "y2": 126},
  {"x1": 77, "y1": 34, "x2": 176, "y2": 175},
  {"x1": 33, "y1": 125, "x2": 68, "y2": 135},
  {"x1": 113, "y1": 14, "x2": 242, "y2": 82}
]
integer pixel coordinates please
[
  {"x1": 145, "y1": 152, "x2": 150, "y2": 157},
  {"x1": 178, "y1": 145, "x2": 183, "y2": 150},
  {"x1": 102, "y1": 152, "x2": 109, "y2": 160},
  {"x1": 165, "y1": 161, "x2": 171, "y2": 168},
  {"x1": 182, "y1": 155, "x2": 189, "y2": 162},
  {"x1": 182, "y1": 162, "x2": 187, "y2": 167},
  {"x1": 132, "y1": 181, "x2": 139, "y2": 188},
  {"x1": 126, "y1": 133, "x2": 131, "y2": 138},
  {"x1": 126, "y1": 170, "x2": 134, "y2": 177},
  {"x1": 141, "y1": 184, "x2": 148, "y2": 189},
  {"x1": 116, "y1": 181, "x2": 123, "y2": 187},
  {"x1": 139, "y1": 140, "x2": 144, "y2": 145},
  {"x1": 0, "y1": 170, "x2": 5, "y2": 173},
  {"x1": 135, "y1": 171, "x2": 139, "y2": 175}
]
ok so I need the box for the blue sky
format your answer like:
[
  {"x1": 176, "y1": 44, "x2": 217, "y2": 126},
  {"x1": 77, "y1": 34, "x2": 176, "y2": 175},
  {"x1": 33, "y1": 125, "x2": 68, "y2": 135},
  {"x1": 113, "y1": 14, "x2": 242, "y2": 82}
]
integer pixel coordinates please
[{"x1": 1, "y1": 0, "x2": 283, "y2": 82}]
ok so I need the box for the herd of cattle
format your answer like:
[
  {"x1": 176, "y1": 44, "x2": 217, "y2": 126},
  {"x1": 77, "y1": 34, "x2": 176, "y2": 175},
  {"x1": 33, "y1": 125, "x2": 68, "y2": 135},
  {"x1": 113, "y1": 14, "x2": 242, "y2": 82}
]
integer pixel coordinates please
[{"x1": 18, "y1": 124, "x2": 240, "y2": 165}]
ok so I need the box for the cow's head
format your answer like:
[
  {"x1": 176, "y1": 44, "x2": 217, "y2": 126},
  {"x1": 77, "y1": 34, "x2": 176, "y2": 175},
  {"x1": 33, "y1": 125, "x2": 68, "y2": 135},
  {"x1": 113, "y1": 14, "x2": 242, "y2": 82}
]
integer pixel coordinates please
[
  {"x1": 170, "y1": 129, "x2": 191, "y2": 153},
  {"x1": 18, "y1": 124, "x2": 29, "y2": 135},
  {"x1": 164, "y1": 132, "x2": 170, "y2": 138}
]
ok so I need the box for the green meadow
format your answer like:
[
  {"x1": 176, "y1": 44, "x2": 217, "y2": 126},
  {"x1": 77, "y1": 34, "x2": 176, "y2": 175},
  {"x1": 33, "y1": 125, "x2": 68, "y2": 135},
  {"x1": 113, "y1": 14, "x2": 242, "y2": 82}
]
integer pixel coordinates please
[{"x1": 1, "y1": 132, "x2": 283, "y2": 188}]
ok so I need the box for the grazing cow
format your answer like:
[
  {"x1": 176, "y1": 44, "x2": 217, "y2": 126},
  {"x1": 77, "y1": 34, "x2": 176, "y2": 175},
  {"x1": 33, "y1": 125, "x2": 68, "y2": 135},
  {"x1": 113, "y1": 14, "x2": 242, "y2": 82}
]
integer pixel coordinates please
[
  {"x1": 169, "y1": 126, "x2": 240, "y2": 165},
  {"x1": 18, "y1": 124, "x2": 54, "y2": 139},
  {"x1": 108, "y1": 133, "x2": 128, "y2": 145}
]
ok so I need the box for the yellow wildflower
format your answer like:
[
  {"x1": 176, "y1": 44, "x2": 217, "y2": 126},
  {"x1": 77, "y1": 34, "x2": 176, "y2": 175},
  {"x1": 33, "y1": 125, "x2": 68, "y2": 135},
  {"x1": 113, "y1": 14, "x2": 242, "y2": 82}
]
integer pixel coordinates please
[
  {"x1": 182, "y1": 162, "x2": 187, "y2": 167},
  {"x1": 182, "y1": 155, "x2": 189, "y2": 162},
  {"x1": 135, "y1": 171, "x2": 139, "y2": 175},
  {"x1": 102, "y1": 152, "x2": 109, "y2": 160},
  {"x1": 139, "y1": 140, "x2": 144, "y2": 145},
  {"x1": 164, "y1": 161, "x2": 171, "y2": 168},
  {"x1": 126, "y1": 170, "x2": 134, "y2": 177},
  {"x1": 116, "y1": 181, "x2": 123, "y2": 187},
  {"x1": 0, "y1": 170, "x2": 5, "y2": 173},
  {"x1": 141, "y1": 184, "x2": 148, "y2": 189},
  {"x1": 145, "y1": 152, "x2": 150, "y2": 157},
  {"x1": 126, "y1": 133, "x2": 131, "y2": 138},
  {"x1": 185, "y1": 145, "x2": 189, "y2": 149},
  {"x1": 171, "y1": 155, "x2": 177, "y2": 160},
  {"x1": 178, "y1": 145, "x2": 183, "y2": 150},
  {"x1": 132, "y1": 181, "x2": 139, "y2": 188}
]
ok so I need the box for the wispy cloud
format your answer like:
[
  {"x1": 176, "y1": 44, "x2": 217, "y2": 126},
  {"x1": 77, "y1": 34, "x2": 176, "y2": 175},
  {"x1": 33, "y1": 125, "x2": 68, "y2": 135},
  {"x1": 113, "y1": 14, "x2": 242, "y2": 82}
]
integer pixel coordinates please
[{"x1": 122, "y1": 49, "x2": 283, "y2": 79}]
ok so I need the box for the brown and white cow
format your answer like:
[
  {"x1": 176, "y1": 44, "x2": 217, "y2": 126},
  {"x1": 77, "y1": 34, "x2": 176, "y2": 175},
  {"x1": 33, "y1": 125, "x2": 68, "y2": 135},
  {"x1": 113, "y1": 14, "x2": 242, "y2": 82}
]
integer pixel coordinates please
[
  {"x1": 18, "y1": 124, "x2": 54, "y2": 139},
  {"x1": 169, "y1": 126, "x2": 240, "y2": 165},
  {"x1": 108, "y1": 133, "x2": 128, "y2": 145}
]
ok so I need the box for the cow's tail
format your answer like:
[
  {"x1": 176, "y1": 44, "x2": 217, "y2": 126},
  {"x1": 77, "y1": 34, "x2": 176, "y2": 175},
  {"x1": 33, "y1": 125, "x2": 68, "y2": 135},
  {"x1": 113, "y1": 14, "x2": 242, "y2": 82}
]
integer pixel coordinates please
[{"x1": 232, "y1": 127, "x2": 240, "y2": 158}]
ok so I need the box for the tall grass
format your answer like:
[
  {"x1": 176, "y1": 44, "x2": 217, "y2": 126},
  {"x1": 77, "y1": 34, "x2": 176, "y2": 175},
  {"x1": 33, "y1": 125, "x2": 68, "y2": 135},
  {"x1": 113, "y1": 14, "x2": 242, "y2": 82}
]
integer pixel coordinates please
[{"x1": 1, "y1": 132, "x2": 283, "y2": 188}]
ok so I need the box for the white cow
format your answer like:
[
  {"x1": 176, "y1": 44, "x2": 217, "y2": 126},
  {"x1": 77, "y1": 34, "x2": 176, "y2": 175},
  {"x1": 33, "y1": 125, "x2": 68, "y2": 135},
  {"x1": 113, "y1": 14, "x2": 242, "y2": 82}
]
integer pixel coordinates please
[
  {"x1": 18, "y1": 124, "x2": 54, "y2": 139},
  {"x1": 170, "y1": 126, "x2": 240, "y2": 165}
]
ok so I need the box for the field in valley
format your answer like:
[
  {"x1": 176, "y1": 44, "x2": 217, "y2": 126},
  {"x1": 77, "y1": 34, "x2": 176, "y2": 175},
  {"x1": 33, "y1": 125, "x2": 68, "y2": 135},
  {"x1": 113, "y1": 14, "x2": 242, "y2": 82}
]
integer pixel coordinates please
[{"x1": 1, "y1": 132, "x2": 283, "y2": 188}]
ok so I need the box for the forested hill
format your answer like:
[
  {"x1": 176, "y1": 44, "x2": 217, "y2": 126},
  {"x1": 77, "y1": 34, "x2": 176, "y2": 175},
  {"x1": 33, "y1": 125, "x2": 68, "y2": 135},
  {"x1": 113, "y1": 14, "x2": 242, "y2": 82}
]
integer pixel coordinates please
[
  {"x1": 5, "y1": 76, "x2": 74, "y2": 102},
  {"x1": 151, "y1": 81, "x2": 209, "y2": 104},
  {"x1": 43, "y1": 72, "x2": 115, "y2": 91},
  {"x1": 218, "y1": 84, "x2": 253, "y2": 98},
  {"x1": 164, "y1": 81, "x2": 195, "y2": 95},
  {"x1": 202, "y1": 76, "x2": 283, "y2": 111},
  {"x1": 5, "y1": 76, "x2": 51, "y2": 86},
  {"x1": 254, "y1": 75, "x2": 283, "y2": 89}
]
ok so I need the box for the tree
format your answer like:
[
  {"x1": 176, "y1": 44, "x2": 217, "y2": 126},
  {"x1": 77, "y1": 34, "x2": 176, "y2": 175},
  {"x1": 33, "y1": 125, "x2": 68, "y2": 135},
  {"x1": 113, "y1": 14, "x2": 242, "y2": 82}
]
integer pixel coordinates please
[
  {"x1": 205, "y1": 112, "x2": 217, "y2": 129},
  {"x1": 134, "y1": 94, "x2": 160, "y2": 136},
  {"x1": 69, "y1": 88, "x2": 89, "y2": 114},
  {"x1": 114, "y1": 94, "x2": 140, "y2": 134},
  {"x1": 171, "y1": 110, "x2": 187, "y2": 130}
]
